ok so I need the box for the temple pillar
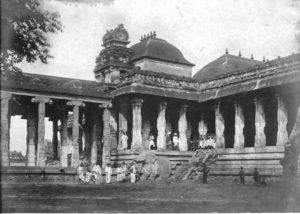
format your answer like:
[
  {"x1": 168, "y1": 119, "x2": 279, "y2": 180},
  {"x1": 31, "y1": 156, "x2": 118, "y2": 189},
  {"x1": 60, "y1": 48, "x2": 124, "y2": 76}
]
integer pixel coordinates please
[
  {"x1": 276, "y1": 94, "x2": 288, "y2": 147},
  {"x1": 178, "y1": 104, "x2": 188, "y2": 151},
  {"x1": 110, "y1": 109, "x2": 118, "y2": 150},
  {"x1": 101, "y1": 103, "x2": 112, "y2": 167},
  {"x1": 67, "y1": 100, "x2": 85, "y2": 168},
  {"x1": 1, "y1": 92, "x2": 12, "y2": 166},
  {"x1": 234, "y1": 101, "x2": 245, "y2": 149},
  {"x1": 131, "y1": 98, "x2": 144, "y2": 149},
  {"x1": 215, "y1": 101, "x2": 225, "y2": 149},
  {"x1": 142, "y1": 120, "x2": 151, "y2": 149},
  {"x1": 32, "y1": 96, "x2": 52, "y2": 167},
  {"x1": 157, "y1": 101, "x2": 168, "y2": 150},
  {"x1": 52, "y1": 118, "x2": 58, "y2": 160},
  {"x1": 198, "y1": 114, "x2": 207, "y2": 136},
  {"x1": 91, "y1": 108, "x2": 101, "y2": 165},
  {"x1": 118, "y1": 97, "x2": 128, "y2": 150},
  {"x1": 26, "y1": 105, "x2": 36, "y2": 166},
  {"x1": 254, "y1": 97, "x2": 266, "y2": 148},
  {"x1": 60, "y1": 107, "x2": 68, "y2": 167}
]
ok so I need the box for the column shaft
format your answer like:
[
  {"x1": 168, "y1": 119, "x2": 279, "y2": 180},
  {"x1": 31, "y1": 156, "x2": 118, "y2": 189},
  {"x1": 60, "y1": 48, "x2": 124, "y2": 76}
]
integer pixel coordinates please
[
  {"x1": 254, "y1": 98, "x2": 266, "y2": 148},
  {"x1": 131, "y1": 99, "x2": 143, "y2": 149},
  {"x1": 1, "y1": 93, "x2": 11, "y2": 166},
  {"x1": 102, "y1": 106, "x2": 111, "y2": 167},
  {"x1": 52, "y1": 118, "x2": 58, "y2": 159},
  {"x1": 215, "y1": 102, "x2": 225, "y2": 149},
  {"x1": 37, "y1": 102, "x2": 46, "y2": 167},
  {"x1": 234, "y1": 101, "x2": 245, "y2": 149},
  {"x1": 71, "y1": 105, "x2": 80, "y2": 167},
  {"x1": 118, "y1": 97, "x2": 128, "y2": 149},
  {"x1": 157, "y1": 101, "x2": 167, "y2": 150},
  {"x1": 27, "y1": 105, "x2": 36, "y2": 166},
  {"x1": 276, "y1": 94, "x2": 288, "y2": 147},
  {"x1": 60, "y1": 109, "x2": 68, "y2": 167},
  {"x1": 178, "y1": 104, "x2": 188, "y2": 151}
]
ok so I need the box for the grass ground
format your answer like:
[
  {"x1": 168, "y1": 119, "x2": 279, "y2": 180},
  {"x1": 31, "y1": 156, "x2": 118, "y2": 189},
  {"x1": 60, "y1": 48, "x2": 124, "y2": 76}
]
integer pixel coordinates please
[{"x1": 1, "y1": 179, "x2": 299, "y2": 213}]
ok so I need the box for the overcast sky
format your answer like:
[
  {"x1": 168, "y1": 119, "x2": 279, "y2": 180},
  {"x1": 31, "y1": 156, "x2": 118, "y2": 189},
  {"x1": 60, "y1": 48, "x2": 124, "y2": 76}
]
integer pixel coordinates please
[{"x1": 11, "y1": 0, "x2": 300, "y2": 154}]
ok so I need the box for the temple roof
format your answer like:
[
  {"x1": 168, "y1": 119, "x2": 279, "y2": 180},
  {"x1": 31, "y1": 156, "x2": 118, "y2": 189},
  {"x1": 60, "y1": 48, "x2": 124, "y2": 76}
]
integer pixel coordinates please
[
  {"x1": 130, "y1": 36, "x2": 194, "y2": 66},
  {"x1": 193, "y1": 53, "x2": 261, "y2": 81}
]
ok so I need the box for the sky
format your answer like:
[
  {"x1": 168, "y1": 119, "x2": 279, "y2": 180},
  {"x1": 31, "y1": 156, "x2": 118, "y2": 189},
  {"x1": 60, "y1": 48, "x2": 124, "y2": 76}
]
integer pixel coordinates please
[{"x1": 10, "y1": 0, "x2": 300, "y2": 154}]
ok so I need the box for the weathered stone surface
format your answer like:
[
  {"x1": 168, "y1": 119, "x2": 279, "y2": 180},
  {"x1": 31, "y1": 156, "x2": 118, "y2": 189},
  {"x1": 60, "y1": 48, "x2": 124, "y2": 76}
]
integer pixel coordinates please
[
  {"x1": 234, "y1": 101, "x2": 245, "y2": 149},
  {"x1": 157, "y1": 101, "x2": 167, "y2": 150},
  {"x1": 102, "y1": 105, "x2": 111, "y2": 167},
  {"x1": 215, "y1": 101, "x2": 225, "y2": 148},
  {"x1": 60, "y1": 108, "x2": 68, "y2": 167},
  {"x1": 131, "y1": 98, "x2": 143, "y2": 149},
  {"x1": 276, "y1": 94, "x2": 288, "y2": 147},
  {"x1": 142, "y1": 120, "x2": 151, "y2": 149},
  {"x1": 254, "y1": 98, "x2": 266, "y2": 148},
  {"x1": 118, "y1": 97, "x2": 128, "y2": 150},
  {"x1": 110, "y1": 109, "x2": 118, "y2": 150},
  {"x1": 1, "y1": 92, "x2": 11, "y2": 166},
  {"x1": 26, "y1": 105, "x2": 36, "y2": 166},
  {"x1": 178, "y1": 104, "x2": 188, "y2": 151},
  {"x1": 157, "y1": 156, "x2": 171, "y2": 179}
]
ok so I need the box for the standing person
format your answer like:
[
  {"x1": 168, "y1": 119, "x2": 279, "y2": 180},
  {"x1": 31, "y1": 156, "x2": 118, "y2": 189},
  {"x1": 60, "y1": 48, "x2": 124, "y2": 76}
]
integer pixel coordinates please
[
  {"x1": 77, "y1": 163, "x2": 85, "y2": 184},
  {"x1": 149, "y1": 134, "x2": 156, "y2": 150},
  {"x1": 105, "y1": 163, "x2": 112, "y2": 184},
  {"x1": 120, "y1": 161, "x2": 127, "y2": 182},
  {"x1": 239, "y1": 166, "x2": 245, "y2": 184},
  {"x1": 130, "y1": 162, "x2": 137, "y2": 183},
  {"x1": 166, "y1": 132, "x2": 173, "y2": 150},
  {"x1": 173, "y1": 133, "x2": 179, "y2": 150},
  {"x1": 202, "y1": 164, "x2": 209, "y2": 183},
  {"x1": 121, "y1": 131, "x2": 128, "y2": 150},
  {"x1": 253, "y1": 168, "x2": 260, "y2": 184},
  {"x1": 116, "y1": 165, "x2": 122, "y2": 182},
  {"x1": 91, "y1": 161, "x2": 103, "y2": 184}
]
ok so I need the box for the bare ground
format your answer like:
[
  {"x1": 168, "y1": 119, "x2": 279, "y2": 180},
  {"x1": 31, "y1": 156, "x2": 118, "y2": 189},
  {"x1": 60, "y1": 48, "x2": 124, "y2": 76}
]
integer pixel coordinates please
[{"x1": 1, "y1": 179, "x2": 299, "y2": 213}]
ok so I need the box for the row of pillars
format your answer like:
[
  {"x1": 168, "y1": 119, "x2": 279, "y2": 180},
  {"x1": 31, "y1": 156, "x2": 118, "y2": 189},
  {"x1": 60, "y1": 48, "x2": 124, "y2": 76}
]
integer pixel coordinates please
[
  {"x1": 0, "y1": 92, "x2": 112, "y2": 167},
  {"x1": 125, "y1": 93, "x2": 289, "y2": 151}
]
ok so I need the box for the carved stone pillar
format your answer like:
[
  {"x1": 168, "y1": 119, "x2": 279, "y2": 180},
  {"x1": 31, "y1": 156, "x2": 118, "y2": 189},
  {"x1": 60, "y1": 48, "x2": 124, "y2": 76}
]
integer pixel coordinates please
[
  {"x1": 198, "y1": 114, "x2": 207, "y2": 136},
  {"x1": 110, "y1": 109, "x2": 118, "y2": 150},
  {"x1": 60, "y1": 107, "x2": 68, "y2": 167},
  {"x1": 52, "y1": 118, "x2": 58, "y2": 159},
  {"x1": 131, "y1": 98, "x2": 144, "y2": 149},
  {"x1": 254, "y1": 97, "x2": 266, "y2": 148},
  {"x1": 67, "y1": 100, "x2": 85, "y2": 168},
  {"x1": 276, "y1": 94, "x2": 288, "y2": 147},
  {"x1": 215, "y1": 101, "x2": 225, "y2": 149},
  {"x1": 32, "y1": 96, "x2": 52, "y2": 167},
  {"x1": 101, "y1": 103, "x2": 112, "y2": 167},
  {"x1": 234, "y1": 101, "x2": 245, "y2": 149},
  {"x1": 91, "y1": 108, "x2": 101, "y2": 165},
  {"x1": 157, "y1": 101, "x2": 168, "y2": 150},
  {"x1": 118, "y1": 97, "x2": 128, "y2": 150},
  {"x1": 1, "y1": 92, "x2": 12, "y2": 166},
  {"x1": 26, "y1": 105, "x2": 36, "y2": 166},
  {"x1": 178, "y1": 104, "x2": 188, "y2": 151},
  {"x1": 142, "y1": 120, "x2": 151, "y2": 149}
]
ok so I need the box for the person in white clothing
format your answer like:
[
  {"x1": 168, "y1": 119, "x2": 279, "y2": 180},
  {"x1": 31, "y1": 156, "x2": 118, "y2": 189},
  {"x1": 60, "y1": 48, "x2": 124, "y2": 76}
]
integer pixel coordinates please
[
  {"x1": 116, "y1": 165, "x2": 122, "y2": 182},
  {"x1": 120, "y1": 161, "x2": 127, "y2": 182},
  {"x1": 77, "y1": 163, "x2": 85, "y2": 184},
  {"x1": 129, "y1": 163, "x2": 137, "y2": 183},
  {"x1": 91, "y1": 162, "x2": 103, "y2": 184},
  {"x1": 149, "y1": 134, "x2": 156, "y2": 150},
  {"x1": 105, "y1": 163, "x2": 112, "y2": 184},
  {"x1": 172, "y1": 133, "x2": 179, "y2": 150},
  {"x1": 121, "y1": 131, "x2": 128, "y2": 150}
]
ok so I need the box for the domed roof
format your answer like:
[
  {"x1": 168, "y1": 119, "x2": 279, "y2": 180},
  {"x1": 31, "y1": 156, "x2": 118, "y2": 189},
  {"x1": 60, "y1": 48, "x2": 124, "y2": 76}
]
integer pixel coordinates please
[
  {"x1": 193, "y1": 53, "x2": 261, "y2": 81},
  {"x1": 130, "y1": 36, "x2": 194, "y2": 66}
]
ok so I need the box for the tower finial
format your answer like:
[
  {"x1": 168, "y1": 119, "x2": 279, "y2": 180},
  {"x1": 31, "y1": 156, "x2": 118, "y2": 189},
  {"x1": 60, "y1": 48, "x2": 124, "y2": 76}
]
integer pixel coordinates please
[
  {"x1": 225, "y1": 48, "x2": 229, "y2": 54},
  {"x1": 251, "y1": 54, "x2": 254, "y2": 60},
  {"x1": 238, "y1": 51, "x2": 241, "y2": 57}
]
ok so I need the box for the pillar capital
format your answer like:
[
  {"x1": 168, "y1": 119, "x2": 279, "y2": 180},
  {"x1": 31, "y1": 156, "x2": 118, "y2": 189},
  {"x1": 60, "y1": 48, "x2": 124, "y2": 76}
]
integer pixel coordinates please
[
  {"x1": 130, "y1": 98, "x2": 144, "y2": 107},
  {"x1": 31, "y1": 96, "x2": 52, "y2": 104},
  {"x1": 99, "y1": 103, "x2": 112, "y2": 109},
  {"x1": 1, "y1": 92, "x2": 12, "y2": 100},
  {"x1": 67, "y1": 100, "x2": 85, "y2": 107}
]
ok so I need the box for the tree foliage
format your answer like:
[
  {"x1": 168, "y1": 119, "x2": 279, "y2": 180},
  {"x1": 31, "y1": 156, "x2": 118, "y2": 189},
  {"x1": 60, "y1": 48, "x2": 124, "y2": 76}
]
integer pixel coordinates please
[{"x1": 1, "y1": 0, "x2": 63, "y2": 73}]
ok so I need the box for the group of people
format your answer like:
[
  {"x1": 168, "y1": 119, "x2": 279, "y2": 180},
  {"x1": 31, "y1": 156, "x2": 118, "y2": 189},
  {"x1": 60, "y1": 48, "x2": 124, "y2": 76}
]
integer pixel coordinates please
[
  {"x1": 77, "y1": 161, "x2": 138, "y2": 184},
  {"x1": 239, "y1": 167, "x2": 265, "y2": 185}
]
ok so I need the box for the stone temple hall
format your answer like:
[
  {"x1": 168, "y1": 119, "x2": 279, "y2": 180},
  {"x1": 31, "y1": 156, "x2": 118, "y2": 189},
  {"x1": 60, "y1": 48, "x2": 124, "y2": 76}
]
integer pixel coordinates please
[{"x1": 1, "y1": 24, "x2": 300, "y2": 181}]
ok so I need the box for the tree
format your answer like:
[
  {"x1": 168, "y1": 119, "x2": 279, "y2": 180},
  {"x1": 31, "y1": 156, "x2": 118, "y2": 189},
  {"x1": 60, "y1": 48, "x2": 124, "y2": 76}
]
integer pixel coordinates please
[{"x1": 1, "y1": 0, "x2": 63, "y2": 73}]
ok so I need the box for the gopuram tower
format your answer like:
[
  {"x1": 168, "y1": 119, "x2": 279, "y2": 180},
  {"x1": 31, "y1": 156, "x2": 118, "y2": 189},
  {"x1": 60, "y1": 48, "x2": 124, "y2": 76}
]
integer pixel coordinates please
[{"x1": 94, "y1": 24, "x2": 133, "y2": 83}]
